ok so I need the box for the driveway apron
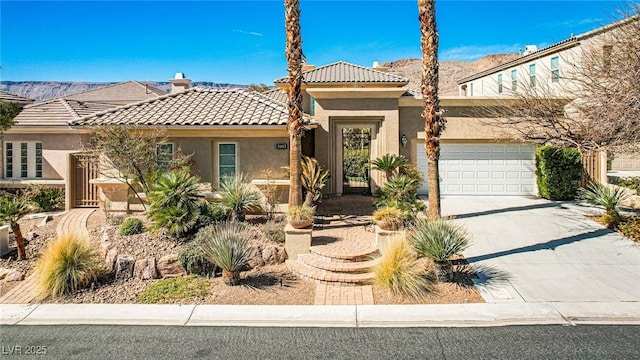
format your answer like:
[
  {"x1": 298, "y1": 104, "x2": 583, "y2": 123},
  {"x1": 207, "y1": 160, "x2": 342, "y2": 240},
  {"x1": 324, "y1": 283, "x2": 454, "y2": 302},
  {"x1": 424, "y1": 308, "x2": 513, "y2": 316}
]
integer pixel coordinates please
[{"x1": 443, "y1": 196, "x2": 640, "y2": 303}]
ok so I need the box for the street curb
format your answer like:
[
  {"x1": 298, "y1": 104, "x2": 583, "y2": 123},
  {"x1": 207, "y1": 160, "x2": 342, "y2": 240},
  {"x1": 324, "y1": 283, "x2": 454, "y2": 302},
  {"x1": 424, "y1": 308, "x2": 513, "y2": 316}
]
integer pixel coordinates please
[{"x1": 2, "y1": 302, "x2": 639, "y2": 327}]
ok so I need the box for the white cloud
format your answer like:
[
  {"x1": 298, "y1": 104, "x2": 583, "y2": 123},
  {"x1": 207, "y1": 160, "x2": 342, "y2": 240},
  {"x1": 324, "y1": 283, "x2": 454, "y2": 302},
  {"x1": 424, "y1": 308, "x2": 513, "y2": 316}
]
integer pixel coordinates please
[
  {"x1": 439, "y1": 44, "x2": 521, "y2": 61},
  {"x1": 233, "y1": 29, "x2": 263, "y2": 37}
]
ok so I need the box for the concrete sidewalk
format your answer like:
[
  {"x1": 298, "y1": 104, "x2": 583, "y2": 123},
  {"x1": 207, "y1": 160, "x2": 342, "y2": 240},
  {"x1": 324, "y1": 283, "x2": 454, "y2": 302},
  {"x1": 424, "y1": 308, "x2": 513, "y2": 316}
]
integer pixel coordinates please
[
  {"x1": 444, "y1": 196, "x2": 640, "y2": 304},
  {"x1": 2, "y1": 302, "x2": 640, "y2": 327}
]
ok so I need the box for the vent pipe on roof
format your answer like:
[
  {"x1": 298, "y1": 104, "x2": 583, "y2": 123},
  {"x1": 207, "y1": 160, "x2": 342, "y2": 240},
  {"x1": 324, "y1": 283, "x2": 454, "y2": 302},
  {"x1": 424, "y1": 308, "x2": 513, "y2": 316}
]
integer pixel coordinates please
[{"x1": 170, "y1": 72, "x2": 192, "y2": 94}]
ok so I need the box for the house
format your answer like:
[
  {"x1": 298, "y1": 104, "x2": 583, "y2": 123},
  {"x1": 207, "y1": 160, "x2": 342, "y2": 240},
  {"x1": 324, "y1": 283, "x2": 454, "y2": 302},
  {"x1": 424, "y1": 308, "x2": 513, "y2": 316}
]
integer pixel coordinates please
[
  {"x1": 457, "y1": 15, "x2": 640, "y2": 173},
  {"x1": 0, "y1": 91, "x2": 35, "y2": 106},
  {"x1": 1, "y1": 81, "x2": 167, "y2": 208}
]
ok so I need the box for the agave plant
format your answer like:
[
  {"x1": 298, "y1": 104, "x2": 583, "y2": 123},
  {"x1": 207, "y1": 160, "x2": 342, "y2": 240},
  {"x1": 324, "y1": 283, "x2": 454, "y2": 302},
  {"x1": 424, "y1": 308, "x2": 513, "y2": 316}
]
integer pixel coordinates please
[
  {"x1": 218, "y1": 173, "x2": 264, "y2": 222},
  {"x1": 147, "y1": 169, "x2": 204, "y2": 237},
  {"x1": 409, "y1": 218, "x2": 471, "y2": 282},
  {"x1": 372, "y1": 154, "x2": 409, "y2": 180},
  {"x1": 582, "y1": 182, "x2": 630, "y2": 227},
  {"x1": 301, "y1": 156, "x2": 330, "y2": 207},
  {"x1": 196, "y1": 222, "x2": 252, "y2": 286},
  {"x1": 0, "y1": 195, "x2": 30, "y2": 260}
]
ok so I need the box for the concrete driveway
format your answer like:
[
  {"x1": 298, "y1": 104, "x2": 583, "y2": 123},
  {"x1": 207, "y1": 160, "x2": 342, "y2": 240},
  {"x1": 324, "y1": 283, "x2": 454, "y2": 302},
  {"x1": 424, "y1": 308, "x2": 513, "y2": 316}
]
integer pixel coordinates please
[{"x1": 442, "y1": 196, "x2": 640, "y2": 304}]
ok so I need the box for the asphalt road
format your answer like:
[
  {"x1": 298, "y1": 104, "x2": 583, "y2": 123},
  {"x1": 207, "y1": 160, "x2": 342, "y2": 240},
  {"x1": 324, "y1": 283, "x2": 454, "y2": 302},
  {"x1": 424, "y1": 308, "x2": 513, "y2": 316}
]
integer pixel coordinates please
[{"x1": 1, "y1": 325, "x2": 639, "y2": 359}]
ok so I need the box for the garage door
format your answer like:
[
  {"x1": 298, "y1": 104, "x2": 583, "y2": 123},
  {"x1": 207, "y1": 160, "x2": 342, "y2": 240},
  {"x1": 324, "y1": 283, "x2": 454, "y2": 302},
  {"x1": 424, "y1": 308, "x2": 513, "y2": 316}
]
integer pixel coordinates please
[{"x1": 417, "y1": 143, "x2": 536, "y2": 195}]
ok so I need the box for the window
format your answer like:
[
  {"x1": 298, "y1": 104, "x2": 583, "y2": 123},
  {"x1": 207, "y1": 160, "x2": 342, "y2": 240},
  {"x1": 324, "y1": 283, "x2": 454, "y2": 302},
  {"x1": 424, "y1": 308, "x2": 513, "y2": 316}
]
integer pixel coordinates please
[
  {"x1": 5, "y1": 143, "x2": 12, "y2": 178},
  {"x1": 4, "y1": 142, "x2": 42, "y2": 179},
  {"x1": 497, "y1": 74, "x2": 503, "y2": 93},
  {"x1": 470, "y1": 83, "x2": 474, "y2": 96},
  {"x1": 156, "y1": 143, "x2": 174, "y2": 170},
  {"x1": 529, "y1": 64, "x2": 536, "y2": 87},
  {"x1": 511, "y1": 69, "x2": 518, "y2": 91},
  {"x1": 310, "y1": 97, "x2": 316, "y2": 116},
  {"x1": 551, "y1": 56, "x2": 560, "y2": 82},
  {"x1": 218, "y1": 143, "x2": 237, "y2": 184}
]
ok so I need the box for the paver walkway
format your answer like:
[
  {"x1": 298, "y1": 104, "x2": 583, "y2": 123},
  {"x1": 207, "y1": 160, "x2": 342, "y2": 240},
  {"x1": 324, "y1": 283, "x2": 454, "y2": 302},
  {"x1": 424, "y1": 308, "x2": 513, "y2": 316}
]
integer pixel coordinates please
[
  {"x1": 0, "y1": 208, "x2": 94, "y2": 304},
  {"x1": 307, "y1": 196, "x2": 378, "y2": 305}
]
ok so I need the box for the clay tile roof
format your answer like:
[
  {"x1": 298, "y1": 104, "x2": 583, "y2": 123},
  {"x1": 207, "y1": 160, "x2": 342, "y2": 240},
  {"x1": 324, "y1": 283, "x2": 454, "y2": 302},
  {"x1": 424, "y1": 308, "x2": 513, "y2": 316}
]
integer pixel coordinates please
[
  {"x1": 70, "y1": 88, "x2": 311, "y2": 127},
  {"x1": 0, "y1": 90, "x2": 34, "y2": 105},
  {"x1": 274, "y1": 61, "x2": 409, "y2": 85},
  {"x1": 260, "y1": 88, "x2": 288, "y2": 105},
  {"x1": 13, "y1": 99, "x2": 116, "y2": 126}
]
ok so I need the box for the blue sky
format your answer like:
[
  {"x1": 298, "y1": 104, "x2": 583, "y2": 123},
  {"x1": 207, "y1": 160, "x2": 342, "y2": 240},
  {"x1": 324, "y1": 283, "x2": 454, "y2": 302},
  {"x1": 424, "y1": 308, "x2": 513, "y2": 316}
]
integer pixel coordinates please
[{"x1": 0, "y1": 0, "x2": 629, "y2": 84}]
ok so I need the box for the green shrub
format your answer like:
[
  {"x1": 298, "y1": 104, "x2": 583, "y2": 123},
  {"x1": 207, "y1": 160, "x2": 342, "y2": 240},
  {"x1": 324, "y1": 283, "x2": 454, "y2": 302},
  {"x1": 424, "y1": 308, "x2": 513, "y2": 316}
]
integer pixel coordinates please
[
  {"x1": 344, "y1": 149, "x2": 370, "y2": 181},
  {"x1": 178, "y1": 241, "x2": 218, "y2": 277},
  {"x1": 615, "y1": 177, "x2": 640, "y2": 193},
  {"x1": 535, "y1": 146, "x2": 583, "y2": 200},
  {"x1": 374, "y1": 175, "x2": 425, "y2": 220},
  {"x1": 261, "y1": 220, "x2": 285, "y2": 243},
  {"x1": 35, "y1": 234, "x2": 106, "y2": 298},
  {"x1": 136, "y1": 275, "x2": 209, "y2": 304},
  {"x1": 195, "y1": 222, "x2": 253, "y2": 286},
  {"x1": 148, "y1": 169, "x2": 204, "y2": 238},
  {"x1": 372, "y1": 154, "x2": 409, "y2": 180},
  {"x1": 23, "y1": 185, "x2": 64, "y2": 212},
  {"x1": 374, "y1": 237, "x2": 432, "y2": 299},
  {"x1": 618, "y1": 217, "x2": 640, "y2": 242},
  {"x1": 119, "y1": 217, "x2": 144, "y2": 236}
]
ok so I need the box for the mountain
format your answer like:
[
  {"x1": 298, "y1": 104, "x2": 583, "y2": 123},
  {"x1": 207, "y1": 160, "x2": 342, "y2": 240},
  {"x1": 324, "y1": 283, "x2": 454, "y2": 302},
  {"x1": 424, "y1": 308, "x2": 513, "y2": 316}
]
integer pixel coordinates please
[
  {"x1": 383, "y1": 54, "x2": 520, "y2": 95},
  {"x1": 0, "y1": 81, "x2": 248, "y2": 103},
  {"x1": 1, "y1": 54, "x2": 519, "y2": 102}
]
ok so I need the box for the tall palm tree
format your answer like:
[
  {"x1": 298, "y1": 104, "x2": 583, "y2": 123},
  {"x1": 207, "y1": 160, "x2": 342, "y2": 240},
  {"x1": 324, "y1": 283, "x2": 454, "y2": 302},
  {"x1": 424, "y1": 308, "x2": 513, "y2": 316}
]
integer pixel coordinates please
[
  {"x1": 0, "y1": 196, "x2": 30, "y2": 260},
  {"x1": 285, "y1": 0, "x2": 304, "y2": 207},
  {"x1": 419, "y1": 0, "x2": 446, "y2": 218}
]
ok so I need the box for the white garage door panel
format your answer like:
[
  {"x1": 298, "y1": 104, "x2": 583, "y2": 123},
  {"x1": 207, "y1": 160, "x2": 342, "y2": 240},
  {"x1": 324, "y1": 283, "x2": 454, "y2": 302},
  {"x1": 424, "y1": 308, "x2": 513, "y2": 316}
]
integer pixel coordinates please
[{"x1": 417, "y1": 143, "x2": 536, "y2": 195}]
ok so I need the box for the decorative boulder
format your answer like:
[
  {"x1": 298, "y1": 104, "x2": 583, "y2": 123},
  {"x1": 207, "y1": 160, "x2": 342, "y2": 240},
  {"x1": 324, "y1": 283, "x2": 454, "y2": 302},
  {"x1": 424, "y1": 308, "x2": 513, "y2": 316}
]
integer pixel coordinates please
[
  {"x1": 115, "y1": 255, "x2": 135, "y2": 279},
  {"x1": 105, "y1": 248, "x2": 118, "y2": 272},
  {"x1": 5, "y1": 270, "x2": 25, "y2": 282},
  {"x1": 134, "y1": 258, "x2": 158, "y2": 280},
  {"x1": 157, "y1": 254, "x2": 186, "y2": 278},
  {"x1": 262, "y1": 245, "x2": 286, "y2": 265}
]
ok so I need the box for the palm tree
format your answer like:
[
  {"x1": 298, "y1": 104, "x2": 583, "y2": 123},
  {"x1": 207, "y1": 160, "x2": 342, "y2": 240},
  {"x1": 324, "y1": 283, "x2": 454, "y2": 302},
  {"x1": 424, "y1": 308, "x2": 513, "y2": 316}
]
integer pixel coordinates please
[
  {"x1": 372, "y1": 154, "x2": 409, "y2": 180},
  {"x1": 285, "y1": 0, "x2": 304, "y2": 208},
  {"x1": 418, "y1": 0, "x2": 446, "y2": 218},
  {"x1": 0, "y1": 196, "x2": 30, "y2": 260}
]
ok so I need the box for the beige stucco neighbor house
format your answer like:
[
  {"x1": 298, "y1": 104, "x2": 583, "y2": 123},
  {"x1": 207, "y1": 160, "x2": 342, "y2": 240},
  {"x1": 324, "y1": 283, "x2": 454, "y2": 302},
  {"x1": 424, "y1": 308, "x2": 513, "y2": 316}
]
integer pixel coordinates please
[{"x1": 457, "y1": 16, "x2": 640, "y2": 173}]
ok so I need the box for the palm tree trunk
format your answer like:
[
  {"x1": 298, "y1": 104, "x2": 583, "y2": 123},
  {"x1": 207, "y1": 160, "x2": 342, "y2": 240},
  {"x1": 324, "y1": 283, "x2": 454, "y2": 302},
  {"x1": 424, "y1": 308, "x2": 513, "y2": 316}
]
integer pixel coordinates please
[
  {"x1": 285, "y1": 0, "x2": 304, "y2": 208},
  {"x1": 419, "y1": 0, "x2": 446, "y2": 219},
  {"x1": 11, "y1": 222, "x2": 26, "y2": 260}
]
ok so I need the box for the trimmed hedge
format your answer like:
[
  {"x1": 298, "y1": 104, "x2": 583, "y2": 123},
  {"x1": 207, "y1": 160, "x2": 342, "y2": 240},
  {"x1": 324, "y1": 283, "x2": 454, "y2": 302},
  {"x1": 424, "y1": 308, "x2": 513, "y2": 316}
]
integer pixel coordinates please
[
  {"x1": 119, "y1": 217, "x2": 144, "y2": 236},
  {"x1": 535, "y1": 146, "x2": 583, "y2": 200}
]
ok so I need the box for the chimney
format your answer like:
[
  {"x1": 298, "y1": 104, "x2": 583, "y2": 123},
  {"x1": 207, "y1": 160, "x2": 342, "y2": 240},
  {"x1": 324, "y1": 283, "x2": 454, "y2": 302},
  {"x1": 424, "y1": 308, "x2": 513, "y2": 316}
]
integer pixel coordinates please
[
  {"x1": 170, "y1": 72, "x2": 192, "y2": 94},
  {"x1": 523, "y1": 45, "x2": 538, "y2": 56}
]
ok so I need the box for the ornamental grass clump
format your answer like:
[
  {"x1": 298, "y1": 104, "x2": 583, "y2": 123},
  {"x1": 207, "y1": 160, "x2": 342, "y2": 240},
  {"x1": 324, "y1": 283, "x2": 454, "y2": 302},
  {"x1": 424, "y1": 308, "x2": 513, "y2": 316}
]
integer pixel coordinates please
[
  {"x1": 409, "y1": 218, "x2": 471, "y2": 282},
  {"x1": 196, "y1": 222, "x2": 252, "y2": 286},
  {"x1": 582, "y1": 182, "x2": 630, "y2": 227},
  {"x1": 218, "y1": 174, "x2": 264, "y2": 222},
  {"x1": 35, "y1": 234, "x2": 106, "y2": 299},
  {"x1": 374, "y1": 237, "x2": 432, "y2": 299}
]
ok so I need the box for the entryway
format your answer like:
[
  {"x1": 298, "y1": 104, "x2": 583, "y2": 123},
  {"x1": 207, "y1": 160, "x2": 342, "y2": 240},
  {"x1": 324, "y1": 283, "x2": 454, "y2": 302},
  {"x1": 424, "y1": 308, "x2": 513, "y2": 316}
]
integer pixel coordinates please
[
  {"x1": 342, "y1": 128, "x2": 371, "y2": 195},
  {"x1": 72, "y1": 153, "x2": 99, "y2": 208}
]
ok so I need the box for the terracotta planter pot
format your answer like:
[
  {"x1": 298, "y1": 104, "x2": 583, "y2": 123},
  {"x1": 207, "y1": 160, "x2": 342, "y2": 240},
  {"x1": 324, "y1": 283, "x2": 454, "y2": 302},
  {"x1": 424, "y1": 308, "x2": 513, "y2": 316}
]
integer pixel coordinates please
[
  {"x1": 288, "y1": 218, "x2": 313, "y2": 229},
  {"x1": 375, "y1": 219, "x2": 402, "y2": 231}
]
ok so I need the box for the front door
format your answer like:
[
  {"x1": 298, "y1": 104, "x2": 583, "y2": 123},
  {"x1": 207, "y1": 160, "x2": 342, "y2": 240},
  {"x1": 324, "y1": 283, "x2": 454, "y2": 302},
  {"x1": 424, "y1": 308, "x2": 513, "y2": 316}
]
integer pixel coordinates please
[{"x1": 342, "y1": 128, "x2": 372, "y2": 195}]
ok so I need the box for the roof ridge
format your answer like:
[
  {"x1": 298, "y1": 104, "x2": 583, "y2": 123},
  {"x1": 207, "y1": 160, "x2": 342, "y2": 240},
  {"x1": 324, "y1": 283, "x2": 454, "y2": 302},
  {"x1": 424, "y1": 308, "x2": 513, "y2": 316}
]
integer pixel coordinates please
[
  {"x1": 130, "y1": 80, "x2": 168, "y2": 95},
  {"x1": 59, "y1": 99, "x2": 81, "y2": 119}
]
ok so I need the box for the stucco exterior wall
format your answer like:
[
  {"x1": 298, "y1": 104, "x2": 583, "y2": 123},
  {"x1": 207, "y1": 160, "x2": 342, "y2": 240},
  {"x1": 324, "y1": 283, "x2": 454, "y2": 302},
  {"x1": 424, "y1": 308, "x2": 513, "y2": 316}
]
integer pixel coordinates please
[{"x1": 1, "y1": 133, "x2": 89, "y2": 181}]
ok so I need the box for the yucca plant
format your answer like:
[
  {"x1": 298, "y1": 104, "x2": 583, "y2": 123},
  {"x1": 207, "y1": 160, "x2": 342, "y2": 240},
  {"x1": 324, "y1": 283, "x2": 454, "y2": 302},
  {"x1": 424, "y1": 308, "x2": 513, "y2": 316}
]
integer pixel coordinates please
[
  {"x1": 147, "y1": 168, "x2": 204, "y2": 237},
  {"x1": 35, "y1": 234, "x2": 106, "y2": 298},
  {"x1": 409, "y1": 218, "x2": 471, "y2": 282},
  {"x1": 582, "y1": 182, "x2": 630, "y2": 227},
  {"x1": 301, "y1": 156, "x2": 331, "y2": 207},
  {"x1": 0, "y1": 195, "x2": 30, "y2": 260},
  {"x1": 372, "y1": 154, "x2": 409, "y2": 180},
  {"x1": 218, "y1": 173, "x2": 264, "y2": 222},
  {"x1": 196, "y1": 222, "x2": 252, "y2": 286},
  {"x1": 374, "y1": 237, "x2": 432, "y2": 299}
]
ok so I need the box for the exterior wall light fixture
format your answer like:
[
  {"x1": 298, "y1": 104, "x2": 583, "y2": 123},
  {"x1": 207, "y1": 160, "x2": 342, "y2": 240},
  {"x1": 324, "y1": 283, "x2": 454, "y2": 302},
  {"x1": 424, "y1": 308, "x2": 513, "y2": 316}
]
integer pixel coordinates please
[{"x1": 400, "y1": 134, "x2": 408, "y2": 148}]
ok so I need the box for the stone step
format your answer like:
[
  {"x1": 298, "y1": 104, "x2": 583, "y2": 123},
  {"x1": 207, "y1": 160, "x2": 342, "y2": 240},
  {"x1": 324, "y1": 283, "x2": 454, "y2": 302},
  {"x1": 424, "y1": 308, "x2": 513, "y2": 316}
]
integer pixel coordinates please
[
  {"x1": 298, "y1": 253, "x2": 380, "y2": 273},
  {"x1": 286, "y1": 260, "x2": 375, "y2": 285},
  {"x1": 309, "y1": 244, "x2": 379, "y2": 263}
]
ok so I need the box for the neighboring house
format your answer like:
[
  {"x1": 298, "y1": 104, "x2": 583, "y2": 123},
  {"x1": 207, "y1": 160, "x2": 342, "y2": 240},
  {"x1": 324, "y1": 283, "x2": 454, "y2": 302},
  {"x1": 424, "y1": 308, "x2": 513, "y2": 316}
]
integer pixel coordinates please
[
  {"x1": 457, "y1": 16, "x2": 640, "y2": 173},
  {"x1": 1, "y1": 81, "x2": 167, "y2": 208},
  {"x1": 0, "y1": 91, "x2": 35, "y2": 106}
]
